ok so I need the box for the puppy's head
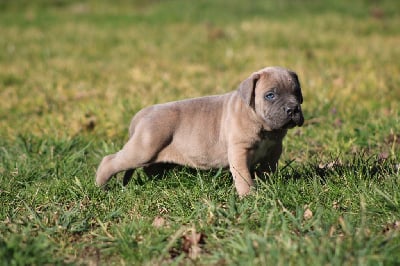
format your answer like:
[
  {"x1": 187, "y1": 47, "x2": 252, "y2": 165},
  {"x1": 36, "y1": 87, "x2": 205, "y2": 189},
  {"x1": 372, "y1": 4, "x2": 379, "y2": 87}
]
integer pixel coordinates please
[{"x1": 238, "y1": 66, "x2": 304, "y2": 131}]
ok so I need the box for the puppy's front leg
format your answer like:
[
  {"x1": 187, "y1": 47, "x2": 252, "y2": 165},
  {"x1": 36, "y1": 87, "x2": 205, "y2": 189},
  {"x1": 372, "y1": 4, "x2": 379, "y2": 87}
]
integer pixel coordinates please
[{"x1": 228, "y1": 148, "x2": 254, "y2": 197}]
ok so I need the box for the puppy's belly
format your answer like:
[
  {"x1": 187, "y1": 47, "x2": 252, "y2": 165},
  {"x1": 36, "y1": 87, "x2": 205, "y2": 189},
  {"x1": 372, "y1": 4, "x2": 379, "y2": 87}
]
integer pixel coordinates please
[{"x1": 155, "y1": 142, "x2": 229, "y2": 169}]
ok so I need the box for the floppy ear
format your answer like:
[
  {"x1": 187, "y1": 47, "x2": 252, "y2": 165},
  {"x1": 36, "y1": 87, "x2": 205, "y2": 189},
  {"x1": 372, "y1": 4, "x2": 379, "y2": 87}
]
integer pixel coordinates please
[
  {"x1": 289, "y1": 71, "x2": 303, "y2": 104},
  {"x1": 237, "y1": 73, "x2": 260, "y2": 108}
]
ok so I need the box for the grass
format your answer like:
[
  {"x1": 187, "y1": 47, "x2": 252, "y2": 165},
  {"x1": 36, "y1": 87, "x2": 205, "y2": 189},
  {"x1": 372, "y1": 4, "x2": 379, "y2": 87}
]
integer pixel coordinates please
[{"x1": 1, "y1": 0, "x2": 400, "y2": 264}]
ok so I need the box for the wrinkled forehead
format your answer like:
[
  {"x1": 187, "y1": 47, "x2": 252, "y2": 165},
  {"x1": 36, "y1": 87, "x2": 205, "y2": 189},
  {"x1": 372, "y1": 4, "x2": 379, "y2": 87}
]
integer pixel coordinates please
[{"x1": 256, "y1": 67, "x2": 300, "y2": 91}]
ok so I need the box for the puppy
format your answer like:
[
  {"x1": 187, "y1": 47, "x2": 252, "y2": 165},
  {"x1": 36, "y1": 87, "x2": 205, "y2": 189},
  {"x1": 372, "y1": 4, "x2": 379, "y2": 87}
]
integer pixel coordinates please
[{"x1": 96, "y1": 66, "x2": 304, "y2": 196}]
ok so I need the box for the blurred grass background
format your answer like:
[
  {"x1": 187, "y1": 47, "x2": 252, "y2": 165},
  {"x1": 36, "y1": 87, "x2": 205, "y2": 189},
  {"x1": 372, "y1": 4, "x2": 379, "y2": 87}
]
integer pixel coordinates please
[
  {"x1": 0, "y1": 0, "x2": 400, "y2": 264},
  {"x1": 1, "y1": 0, "x2": 399, "y2": 154}
]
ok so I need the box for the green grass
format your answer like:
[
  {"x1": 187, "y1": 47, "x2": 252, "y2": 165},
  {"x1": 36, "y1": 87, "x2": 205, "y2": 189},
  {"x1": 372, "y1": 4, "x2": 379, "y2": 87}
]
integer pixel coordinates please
[{"x1": 1, "y1": 0, "x2": 400, "y2": 264}]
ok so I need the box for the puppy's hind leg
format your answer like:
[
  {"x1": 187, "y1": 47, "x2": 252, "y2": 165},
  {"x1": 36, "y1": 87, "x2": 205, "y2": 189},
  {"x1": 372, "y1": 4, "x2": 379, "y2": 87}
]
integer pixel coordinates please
[
  {"x1": 96, "y1": 125, "x2": 172, "y2": 187},
  {"x1": 95, "y1": 152, "x2": 127, "y2": 186},
  {"x1": 96, "y1": 148, "x2": 147, "y2": 187},
  {"x1": 96, "y1": 146, "x2": 149, "y2": 187}
]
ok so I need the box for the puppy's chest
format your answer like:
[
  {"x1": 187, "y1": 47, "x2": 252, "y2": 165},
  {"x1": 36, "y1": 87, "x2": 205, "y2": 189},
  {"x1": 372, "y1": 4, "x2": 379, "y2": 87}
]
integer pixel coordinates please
[{"x1": 250, "y1": 138, "x2": 278, "y2": 163}]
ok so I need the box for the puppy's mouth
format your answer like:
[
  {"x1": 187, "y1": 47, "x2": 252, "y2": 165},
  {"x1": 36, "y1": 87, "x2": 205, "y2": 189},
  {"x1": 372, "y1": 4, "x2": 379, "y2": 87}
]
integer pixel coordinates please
[
  {"x1": 282, "y1": 120, "x2": 297, "y2": 129},
  {"x1": 283, "y1": 116, "x2": 304, "y2": 129},
  {"x1": 264, "y1": 110, "x2": 304, "y2": 131}
]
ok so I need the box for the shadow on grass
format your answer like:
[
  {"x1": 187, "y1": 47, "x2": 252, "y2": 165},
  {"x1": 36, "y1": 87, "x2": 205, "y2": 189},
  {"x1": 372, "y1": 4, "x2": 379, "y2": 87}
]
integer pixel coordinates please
[
  {"x1": 279, "y1": 154, "x2": 399, "y2": 183},
  {"x1": 109, "y1": 152, "x2": 399, "y2": 192},
  {"x1": 105, "y1": 163, "x2": 231, "y2": 190}
]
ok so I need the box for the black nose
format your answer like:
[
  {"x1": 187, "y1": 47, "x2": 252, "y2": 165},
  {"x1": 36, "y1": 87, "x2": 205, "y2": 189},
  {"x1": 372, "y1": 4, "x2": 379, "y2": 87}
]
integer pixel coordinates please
[{"x1": 285, "y1": 105, "x2": 300, "y2": 117}]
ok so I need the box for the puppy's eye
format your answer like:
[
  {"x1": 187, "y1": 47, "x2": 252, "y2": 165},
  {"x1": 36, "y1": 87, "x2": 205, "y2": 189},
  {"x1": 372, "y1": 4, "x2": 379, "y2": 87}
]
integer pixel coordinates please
[{"x1": 265, "y1": 92, "x2": 275, "y2": 100}]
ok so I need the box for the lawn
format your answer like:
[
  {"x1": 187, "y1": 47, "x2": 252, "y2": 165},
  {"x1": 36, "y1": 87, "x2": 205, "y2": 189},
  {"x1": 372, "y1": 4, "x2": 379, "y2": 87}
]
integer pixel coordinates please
[{"x1": 1, "y1": 0, "x2": 399, "y2": 264}]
